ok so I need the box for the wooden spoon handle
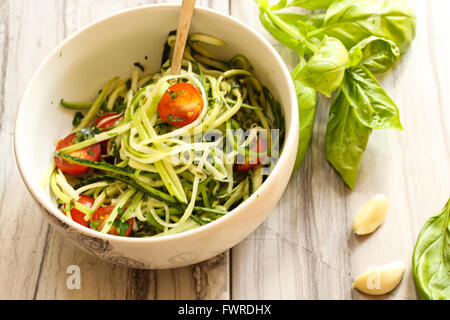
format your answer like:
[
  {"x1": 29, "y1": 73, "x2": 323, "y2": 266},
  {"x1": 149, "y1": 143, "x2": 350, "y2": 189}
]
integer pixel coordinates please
[{"x1": 171, "y1": 0, "x2": 197, "y2": 75}]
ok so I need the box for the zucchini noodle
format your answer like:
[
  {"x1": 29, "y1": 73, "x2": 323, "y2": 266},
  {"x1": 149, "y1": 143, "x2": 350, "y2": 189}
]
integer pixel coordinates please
[{"x1": 46, "y1": 32, "x2": 284, "y2": 237}]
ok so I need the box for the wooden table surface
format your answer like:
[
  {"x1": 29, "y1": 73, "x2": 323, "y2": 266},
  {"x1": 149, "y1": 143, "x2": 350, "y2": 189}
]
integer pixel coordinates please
[{"x1": 1, "y1": 0, "x2": 449, "y2": 300}]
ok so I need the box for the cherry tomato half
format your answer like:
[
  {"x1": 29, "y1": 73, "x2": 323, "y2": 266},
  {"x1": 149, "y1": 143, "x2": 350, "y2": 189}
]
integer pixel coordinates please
[
  {"x1": 91, "y1": 205, "x2": 133, "y2": 237},
  {"x1": 95, "y1": 112, "x2": 122, "y2": 152},
  {"x1": 96, "y1": 112, "x2": 122, "y2": 130},
  {"x1": 157, "y1": 83, "x2": 203, "y2": 127},
  {"x1": 234, "y1": 137, "x2": 267, "y2": 172},
  {"x1": 54, "y1": 133, "x2": 102, "y2": 175},
  {"x1": 63, "y1": 195, "x2": 94, "y2": 228}
]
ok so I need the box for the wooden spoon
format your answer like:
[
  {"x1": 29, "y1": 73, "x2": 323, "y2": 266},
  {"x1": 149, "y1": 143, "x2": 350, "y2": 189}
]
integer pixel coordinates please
[{"x1": 171, "y1": 0, "x2": 197, "y2": 75}]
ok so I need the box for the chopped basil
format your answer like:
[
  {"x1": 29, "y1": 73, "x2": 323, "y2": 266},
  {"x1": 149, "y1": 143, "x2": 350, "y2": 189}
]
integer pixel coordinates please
[
  {"x1": 167, "y1": 114, "x2": 183, "y2": 123},
  {"x1": 99, "y1": 99, "x2": 109, "y2": 113},
  {"x1": 93, "y1": 126, "x2": 103, "y2": 134},
  {"x1": 142, "y1": 78, "x2": 154, "y2": 87},
  {"x1": 117, "y1": 221, "x2": 130, "y2": 236},
  {"x1": 168, "y1": 90, "x2": 184, "y2": 100},
  {"x1": 73, "y1": 126, "x2": 103, "y2": 143},
  {"x1": 63, "y1": 200, "x2": 74, "y2": 213},
  {"x1": 113, "y1": 208, "x2": 130, "y2": 236},
  {"x1": 90, "y1": 220, "x2": 101, "y2": 231},
  {"x1": 111, "y1": 140, "x2": 119, "y2": 159},
  {"x1": 113, "y1": 97, "x2": 126, "y2": 113}
]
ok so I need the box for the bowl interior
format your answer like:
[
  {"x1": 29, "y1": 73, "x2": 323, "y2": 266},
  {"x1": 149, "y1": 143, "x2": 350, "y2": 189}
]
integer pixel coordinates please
[{"x1": 15, "y1": 5, "x2": 297, "y2": 240}]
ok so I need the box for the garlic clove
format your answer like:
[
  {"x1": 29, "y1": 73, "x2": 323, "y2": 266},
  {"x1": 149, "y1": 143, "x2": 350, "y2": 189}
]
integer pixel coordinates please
[
  {"x1": 353, "y1": 260, "x2": 406, "y2": 295},
  {"x1": 353, "y1": 194, "x2": 389, "y2": 235}
]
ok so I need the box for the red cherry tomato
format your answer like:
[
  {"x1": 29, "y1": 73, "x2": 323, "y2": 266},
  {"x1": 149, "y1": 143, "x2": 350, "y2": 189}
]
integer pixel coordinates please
[
  {"x1": 95, "y1": 112, "x2": 122, "y2": 152},
  {"x1": 63, "y1": 195, "x2": 94, "y2": 227},
  {"x1": 157, "y1": 83, "x2": 203, "y2": 127},
  {"x1": 54, "y1": 133, "x2": 102, "y2": 175},
  {"x1": 91, "y1": 205, "x2": 133, "y2": 237},
  {"x1": 234, "y1": 137, "x2": 267, "y2": 172},
  {"x1": 96, "y1": 112, "x2": 122, "y2": 130}
]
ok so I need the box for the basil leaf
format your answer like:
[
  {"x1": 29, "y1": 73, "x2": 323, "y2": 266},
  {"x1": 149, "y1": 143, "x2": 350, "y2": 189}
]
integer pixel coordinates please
[
  {"x1": 113, "y1": 96, "x2": 126, "y2": 113},
  {"x1": 317, "y1": 0, "x2": 416, "y2": 54},
  {"x1": 342, "y1": 66, "x2": 402, "y2": 130},
  {"x1": 274, "y1": 0, "x2": 336, "y2": 10},
  {"x1": 348, "y1": 36, "x2": 400, "y2": 73},
  {"x1": 72, "y1": 112, "x2": 84, "y2": 127},
  {"x1": 412, "y1": 198, "x2": 450, "y2": 300},
  {"x1": 292, "y1": 60, "x2": 317, "y2": 170},
  {"x1": 74, "y1": 129, "x2": 92, "y2": 143},
  {"x1": 326, "y1": 89, "x2": 372, "y2": 189},
  {"x1": 293, "y1": 36, "x2": 349, "y2": 97},
  {"x1": 118, "y1": 221, "x2": 130, "y2": 236},
  {"x1": 259, "y1": 10, "x2": 301, "y2": 52},
  {"x1": 269, "y1": 0, "x2": 287, "y2": 10}
]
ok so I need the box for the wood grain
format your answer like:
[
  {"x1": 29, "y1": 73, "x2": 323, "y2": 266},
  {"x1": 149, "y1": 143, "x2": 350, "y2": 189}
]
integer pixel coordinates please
[{"x1": 0, "y1": 0, "x2": 449, "y2": 300}]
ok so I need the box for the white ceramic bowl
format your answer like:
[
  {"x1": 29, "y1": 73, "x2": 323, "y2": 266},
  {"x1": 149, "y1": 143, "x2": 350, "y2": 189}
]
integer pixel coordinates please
[{"x1": 14, "y1": 4, "x2": 298, "y2": 269}]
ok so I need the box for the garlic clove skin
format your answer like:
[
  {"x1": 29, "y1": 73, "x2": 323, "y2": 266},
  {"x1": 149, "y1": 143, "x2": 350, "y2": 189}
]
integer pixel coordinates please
[
  {"x1": 352, "y1": 260, "x2": 406, "y2": 295},
  {"x1": 353, "y1": 194, "x2": 389, "y2": 235}
]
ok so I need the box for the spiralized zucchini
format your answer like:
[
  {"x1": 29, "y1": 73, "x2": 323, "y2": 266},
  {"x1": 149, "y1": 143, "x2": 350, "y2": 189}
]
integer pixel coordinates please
[{"x1": 46, "y1": 32, "x2": 284, "y2": 237}]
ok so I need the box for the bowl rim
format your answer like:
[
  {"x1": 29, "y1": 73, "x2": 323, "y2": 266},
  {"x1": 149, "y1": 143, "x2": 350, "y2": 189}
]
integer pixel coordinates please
[{"x1": 14, "y1": 3, "x2": 299, "y2": 244}]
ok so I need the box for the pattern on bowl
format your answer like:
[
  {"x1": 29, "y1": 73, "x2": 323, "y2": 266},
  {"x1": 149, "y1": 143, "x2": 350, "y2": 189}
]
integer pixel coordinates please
[{"x1": 38, "y1": 203, "x2": 152, "y2": 269}]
